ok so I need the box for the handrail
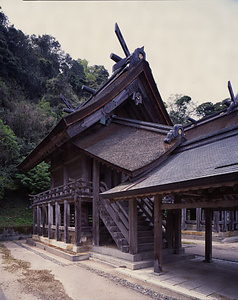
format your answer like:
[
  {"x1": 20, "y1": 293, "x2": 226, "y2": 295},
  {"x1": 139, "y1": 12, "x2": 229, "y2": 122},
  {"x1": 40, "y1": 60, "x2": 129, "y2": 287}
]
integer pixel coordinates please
[
  {"x1": 100, "y1": 197, "x2": 129, "y2": 242},
  {"x1": 99, "y1": 181, "x2": 129, "y2": 242},
  {"x1": 30, "y1": 178, "x2": 93, "y2": 205},
  {"x1": 137, "y1": 197, "x2": 154, "y2": 225}
]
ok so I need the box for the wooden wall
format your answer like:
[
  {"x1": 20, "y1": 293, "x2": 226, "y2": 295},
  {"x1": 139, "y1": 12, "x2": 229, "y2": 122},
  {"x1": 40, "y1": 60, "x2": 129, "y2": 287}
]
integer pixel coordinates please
[{"x1": 50, "y1": 145, "x2": 92, "y2": 188}]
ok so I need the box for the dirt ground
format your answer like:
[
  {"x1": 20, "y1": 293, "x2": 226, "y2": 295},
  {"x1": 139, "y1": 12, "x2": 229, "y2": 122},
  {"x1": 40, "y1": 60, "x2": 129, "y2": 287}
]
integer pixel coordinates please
[
  {"x1": 0, "y1": 241, "x2": 182, "y2": 300},
  {"x1": 1, "y1": 236, "x2": 237, "y2": 300},
  {"x1": 0, "y1": 243, "x2": 71, "y2": 300}
]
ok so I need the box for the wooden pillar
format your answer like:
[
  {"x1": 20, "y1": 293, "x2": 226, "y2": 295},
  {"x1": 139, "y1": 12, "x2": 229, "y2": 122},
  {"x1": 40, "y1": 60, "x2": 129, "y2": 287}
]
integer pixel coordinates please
[
  {"x1": 63, "y1": 165, "x2": 68, "y2": 185},
  {"x1": 129, "y1": 198, "x2": 138, "y2": 254},
  {"x1": 196, "y1": 208, "x2": 202, "y2": 231},
  {"x1": 42, "y1": 205, "x2": 47, "y2": 237},
  {"x1": 236, "y1": 211, "x2": 238, "y2": 230},
  {"x1": 154, "y1": 195, "x2": 163, "y2": 273},
  {"x1": 64, "y1": 200, "x2": 70, "y2": 243},
  {"x1": 229, "y1": 211, "x2": 234, "y2": 231},
  {"x1": 93, "y1": 159, "x2": 100, "y2": 246},
  {"x1": 33, "y1": 206, "x2": 37, "y2": 235},
  {"x1": 181, "y1": 208, "x2": 187, "y2": 231},
  {"x1": 213, "y1": 211, "x2": 219, "y2": 233},
  {"x1": 55, "y1": 202, "x2": 61, "y2": 241},
  {"x1": 75, "y1": 197, "x2": 81, "y2": 247},
  {"x1": 204, "y1": 208, "x2": 213, "y2": 263},
  {"x1": 48, "y1": 203, "x2": 53, "y2": 239},
  {"x1": 166, "y1": 210, "x2": 173, "y2": 249},
  {"x1": 221, "y1": 211, "x2": 227, "y2": 232},
  {"x1": 174, "y1": 209, "x2": 182, "y2": 254},
  {"x1": 37, "y1": 206, "x2": 41, "y2": 236}
]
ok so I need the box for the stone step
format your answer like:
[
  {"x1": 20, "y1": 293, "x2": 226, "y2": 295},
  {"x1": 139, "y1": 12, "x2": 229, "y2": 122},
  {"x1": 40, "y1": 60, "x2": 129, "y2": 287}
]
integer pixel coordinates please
[
  {"x1": 121, "y1": 245, "x2": 129, "y2": 253},
  {"x1": 90, "y1": 252, "x2": 153, "y2": 270},
  {"x1": 138, "y1": 243, "x2": 154, "y2": 252},
  {"x1": 26, "y1": 238, "x2": 90, "y2": 262}
]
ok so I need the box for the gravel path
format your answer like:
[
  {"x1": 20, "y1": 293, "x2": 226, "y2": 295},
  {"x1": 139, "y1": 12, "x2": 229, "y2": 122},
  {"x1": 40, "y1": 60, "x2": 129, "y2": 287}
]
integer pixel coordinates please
[{"x1": 0, "y1": 241, "x2": 182, "y2": 300}]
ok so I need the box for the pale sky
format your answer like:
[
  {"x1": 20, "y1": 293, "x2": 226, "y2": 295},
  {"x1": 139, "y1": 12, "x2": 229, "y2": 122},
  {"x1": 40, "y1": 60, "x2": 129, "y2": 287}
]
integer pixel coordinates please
[{"x1": 1, "y1": 0, "x2": 238, "y2": 105}]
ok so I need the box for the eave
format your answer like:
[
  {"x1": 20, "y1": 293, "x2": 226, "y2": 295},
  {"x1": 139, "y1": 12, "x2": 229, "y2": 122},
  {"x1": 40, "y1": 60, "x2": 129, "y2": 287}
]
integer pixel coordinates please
[{"x1": 101, "y1": 172, "x2": 238, "y2": 201}]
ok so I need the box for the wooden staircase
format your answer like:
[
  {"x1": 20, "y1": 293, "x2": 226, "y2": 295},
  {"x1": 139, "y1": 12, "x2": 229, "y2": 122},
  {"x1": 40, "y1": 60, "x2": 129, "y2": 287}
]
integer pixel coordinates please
[
  {"x1": 137, "y1": 198, "x2": 154, "y2": 252},
  {"x1": 99, "y1": 183, "x2": 154, "y2": 253}
]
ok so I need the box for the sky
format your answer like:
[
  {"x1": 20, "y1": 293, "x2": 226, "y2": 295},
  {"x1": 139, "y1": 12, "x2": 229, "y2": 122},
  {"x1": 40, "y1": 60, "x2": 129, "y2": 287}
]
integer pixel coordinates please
[{"x1": 1, "y1": 0, "x2": 238, "y2": 105}]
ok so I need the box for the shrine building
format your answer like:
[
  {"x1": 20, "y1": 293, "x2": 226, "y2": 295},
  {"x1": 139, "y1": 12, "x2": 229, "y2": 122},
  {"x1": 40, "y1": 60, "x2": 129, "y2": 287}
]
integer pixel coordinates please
[{"x1": 18, "y1": 24, "x2": 238, "y2": 273}]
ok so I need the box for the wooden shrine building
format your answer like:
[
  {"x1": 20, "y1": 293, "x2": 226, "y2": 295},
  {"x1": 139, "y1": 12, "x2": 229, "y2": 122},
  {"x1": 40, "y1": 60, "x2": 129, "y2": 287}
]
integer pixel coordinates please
[{"x1": 18, "y1": 24, "x2": 238, "y2": 272}]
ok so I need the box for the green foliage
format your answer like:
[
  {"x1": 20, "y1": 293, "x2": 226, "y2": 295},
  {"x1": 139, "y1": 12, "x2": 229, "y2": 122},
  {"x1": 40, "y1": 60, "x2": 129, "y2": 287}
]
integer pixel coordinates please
[
  {"x1": 80, "y1": 59, "x2": 109, "y2": 90},
  {"x1": 0, "y1": 8, "x2": 110, "y2": 203},
  {"x1": 0, "y1": 119, "x2": 20, "y2": 198},
  {"x1": 0, "y1": 191, "x2": 32, "y2": 227},
  {"x1": 16, "y1": 162, "x2": 51, "y2": 195},
  {"x1": 196, "y1": 101, "x2": 227, "y2": 118},
  {"x1": 166, "y1": 94, "x2": 197, "y2": 125}
]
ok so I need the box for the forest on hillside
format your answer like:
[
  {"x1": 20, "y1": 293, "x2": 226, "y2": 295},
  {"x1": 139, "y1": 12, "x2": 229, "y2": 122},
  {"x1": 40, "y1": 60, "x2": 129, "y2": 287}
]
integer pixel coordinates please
[
  {"x1": 0, "y1": 8, "x2": 228, "y2": 204},
  {"x1": 0, "y1": 9, "x2": 109, "y2": 201}
]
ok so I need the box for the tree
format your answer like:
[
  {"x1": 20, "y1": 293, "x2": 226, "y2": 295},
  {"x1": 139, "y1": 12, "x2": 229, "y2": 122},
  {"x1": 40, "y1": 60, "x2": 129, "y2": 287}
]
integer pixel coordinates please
[
  {"x1": 6, "y1": 100, "x2": 57, "y2": 155},
  {"x1": 80, "y1": 59, "x2": 109, "y2": 90},
  {"x1": 0, "y1": 118, "x2": 20, "y2": 198},
  {"x1": 64, "y1": 59, "x2": 86, "y2": 96},
  {"x1": 0, "y1": 8, "x2": 111, "y2": 199},
  {"x1": 16, "y1": 162, "x2": 50, "y2": 195},
  {"x1": 196, "y1": 101, "x2": 227, "y2": 118},
  {"x1": 166, "y1": 94, "x2": 197, "y2": 125}
]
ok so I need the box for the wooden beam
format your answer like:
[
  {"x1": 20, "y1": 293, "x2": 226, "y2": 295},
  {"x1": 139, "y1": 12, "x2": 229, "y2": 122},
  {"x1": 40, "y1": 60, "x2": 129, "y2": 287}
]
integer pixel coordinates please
[
  {"x1": 204, "y1": 208, "x2": 213, "y2": 263},
  {"x1": 129, "y1": 198, "x2": 138, "y2": 254},
  {"x1": 93, "y1": 159, "x2": 100, "y2": 246},
  {"x1": 154, "y1": 195, "x2": 163, "y2": 273},
  {"x1": 67, "y1": 88, "x2": 130, "y2": 139},
  {"x1": 162, "y1": 200, "x2": 238, "y2": 210}
]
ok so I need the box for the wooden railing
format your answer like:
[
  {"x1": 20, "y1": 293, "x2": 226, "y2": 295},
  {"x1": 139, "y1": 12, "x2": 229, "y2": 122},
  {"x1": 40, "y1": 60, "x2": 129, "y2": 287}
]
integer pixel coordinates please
[
  {"x1": 137, "y1": 197, "x2": 154, "y2": 225},
  {"x1": 30, "y1": 178, "x2": 93, "y2": 206},
  {"x1": 99, "y1": 182, "x2": 130, "y2": 244}
]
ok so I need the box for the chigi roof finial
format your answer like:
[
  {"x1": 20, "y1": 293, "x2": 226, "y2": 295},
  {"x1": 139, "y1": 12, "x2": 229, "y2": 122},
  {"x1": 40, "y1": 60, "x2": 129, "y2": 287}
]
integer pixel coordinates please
[
  {"x1": 227, "y1": 81, "x2": 238, "y2": 114},
  {"x1": 110, "y1": 23, "x2": 146, "y2": 73}
]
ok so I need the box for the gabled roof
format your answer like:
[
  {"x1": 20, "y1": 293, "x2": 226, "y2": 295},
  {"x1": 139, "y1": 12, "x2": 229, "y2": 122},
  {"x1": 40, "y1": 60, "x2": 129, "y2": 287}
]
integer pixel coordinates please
[
  {"x1": 101, "y1": 107, "x2": 238, "y2": 200},
  {"x1": 18, "y1": 59, "x2": 172, "y2": 173},
  {"x1": 72, "y1": 116, "x2": 179, "y2": 178}
]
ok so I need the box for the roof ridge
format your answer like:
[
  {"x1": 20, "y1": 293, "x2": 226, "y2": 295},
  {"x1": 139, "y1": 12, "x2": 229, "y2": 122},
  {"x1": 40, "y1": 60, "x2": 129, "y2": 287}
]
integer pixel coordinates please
[
  {"x1": 177, "y1": 124, "x2": 238, "y2": 153},
  {"x1": 185, "y1": 106, "x2": 238, "y2": 131}
]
